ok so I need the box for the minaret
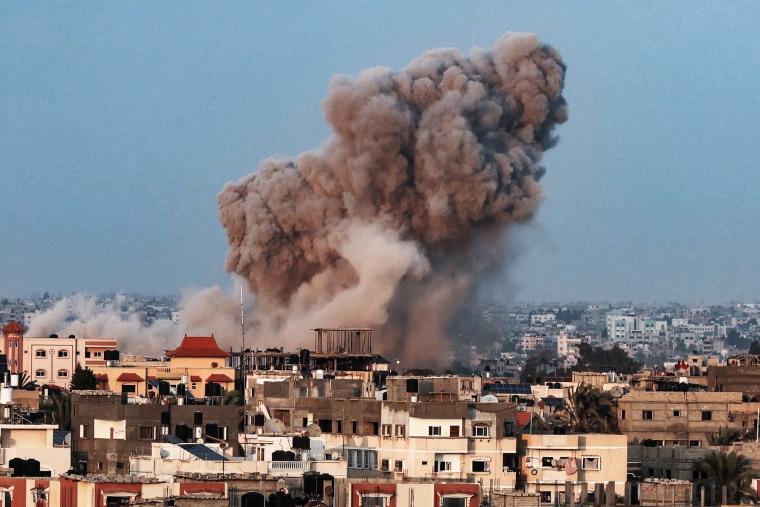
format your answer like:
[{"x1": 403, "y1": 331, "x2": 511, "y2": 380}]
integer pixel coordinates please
[{"x1": 1, "y1": 321, "x2": 26, "y2": 374}]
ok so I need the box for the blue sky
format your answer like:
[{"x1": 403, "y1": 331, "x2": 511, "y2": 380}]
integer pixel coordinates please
[{"x1": 2, "y1": 2, "x2": 759, "y2": 305}]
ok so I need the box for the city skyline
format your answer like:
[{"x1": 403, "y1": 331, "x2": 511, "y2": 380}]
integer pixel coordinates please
[{"x1": 3, "y1": 3, "x2": 760, "y2": 305}]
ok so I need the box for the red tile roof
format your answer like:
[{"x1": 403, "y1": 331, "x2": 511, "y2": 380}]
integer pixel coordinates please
[
  {"x1": 165, "y1": 335, "x2": 231, "y2": 358},
  {"x1": 205, "y1": 373, "x2": 233, "y2": 383},
  {"x1": 1, "y1": 321, "x2": 25, "y2": 333},
  {"x1": 116, "y1": 372, "x2": 144, "y2": 382}
]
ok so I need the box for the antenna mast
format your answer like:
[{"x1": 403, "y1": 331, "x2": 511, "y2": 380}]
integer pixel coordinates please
[{"x1": 240, "y1": 285, "x2": 246, "y2": 356}]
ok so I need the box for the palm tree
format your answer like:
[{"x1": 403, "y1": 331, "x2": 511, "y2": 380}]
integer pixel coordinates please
[
  {"x1": 697, "y1": 450, "x2": 760, "y2": 504},
  {"x1": 566, "y1": 383, "x2": 618, "y2": 433},
  {"x1": 50, "y1": 392, "x2": 72, "y2": 431},
  {"x1": 706, "y1": 426, "x2": 743, "y2": 446},
  {"x1": 17, "y1": 372, "x2": 37, "y2": 391}
]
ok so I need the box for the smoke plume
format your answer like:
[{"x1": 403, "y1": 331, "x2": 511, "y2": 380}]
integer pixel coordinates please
[{"x1": 218, "y1": 33, "x2": 567, "y2": 367}]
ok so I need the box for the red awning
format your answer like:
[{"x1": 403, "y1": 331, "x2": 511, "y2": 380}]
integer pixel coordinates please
[
  {"x1": 116, "y1": 372, "x2": 144, "y2": 382},
  {"x1": 205, "y1": 373, "x2": 233, "y2": 383},
  {"x1": 190, "y1": 375, "x2": 202, "y2": 382},
  {"x1": 95, "y1": 374, "x2": 108, "y2": 381}
]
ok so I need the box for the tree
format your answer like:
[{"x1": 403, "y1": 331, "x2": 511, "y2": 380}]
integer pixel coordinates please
[
  {"x1": 697, "y1": 450, "x2": 760, "y2": 504},
  {"x1": 16, "y1": 372, "x2": 37, "y2": 391},
  {"x1": 48, "y1": 392, "x2": 71, "y2": 431},
  {"x1": 574, "y1": 344, "x2": 640, "y2": 374},
  {"x1": 70, "y1": 364, "x2": 97, "y2": 391},
  {"x1": 565, "y1": 383, "x2": 619, "y2": 433},
  {"x1": 706, "y1": 426, "x2": 743, "y2": 446}
]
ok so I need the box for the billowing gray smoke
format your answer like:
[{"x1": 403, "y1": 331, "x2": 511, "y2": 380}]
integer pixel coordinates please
[{"x1": 218, "y1": 32, "x2": 567, "y2": 367}]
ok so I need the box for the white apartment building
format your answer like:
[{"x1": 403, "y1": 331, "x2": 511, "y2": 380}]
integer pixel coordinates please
[{"x1": 557, "y1": 334, "x2": 582, "y2": 368}]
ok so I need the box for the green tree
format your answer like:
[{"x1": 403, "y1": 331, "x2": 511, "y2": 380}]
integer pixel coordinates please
[
  {"x1": 48, "y1": 392, "x2": 71, "y2": 431},
  {"x1": 697, "y1": 450, "x2": 760, "y2": 504},
  {"x1": 574, "y1": 344, "x2": 640, "y2": 374},
  {"x1": 69, "y1": 364, "x2": 97, "y2": 391},
  {"x1": 16, "y1": 372, "x2": 37, "y2": 391},
  {"x1": 750, "y1": 340, "x2": 760, "y2": 355},
  {"x1": 566, "y1": 383, "x2": 619, "y2": 433},
  {"x1": 706, "y1": 426, "x2": 743, "y2": 446}
]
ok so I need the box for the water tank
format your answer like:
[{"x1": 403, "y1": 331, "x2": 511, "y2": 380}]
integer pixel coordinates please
[
  {"x1": 9, "y1": 458, "x2": 24, "y2": 477},
  {"x1": 181, "y1": 374, "x2": 188, "y2": 385},
  {"x1": 268, "y1": 491, "x2": 293, "y2": 507},
  {"x1": 0, "y1": 387, "x2": 13, "y2": 404},
  {"x1": 194, "y1": 411, "x2": 203, "y2": 426},
  {"x1": 303, "y1": 471, "x2": 322, "y2": 495},
  {"x1": 23, "y1": 458, "x2": 40, "y2": 477},
  {"x1": 314, "y1": 370, "x2": 324, "y2": 380},
  {"x1": 10, "y1": 374, "x2": 19, "y2": 387},
  {"x1": 160, "y1": 411, "x2": 170, "y2": 425},
  {"x1": 241, "y1": 492, "x2": 265, "y2": 507}
]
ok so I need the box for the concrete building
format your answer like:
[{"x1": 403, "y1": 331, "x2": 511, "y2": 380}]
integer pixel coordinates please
[
  {"x1": 69, "y1": 392, "x2": 241, "y2": 475},
  {"x1": 517, "y1": 433, "x2": 628, "y2": 504}
]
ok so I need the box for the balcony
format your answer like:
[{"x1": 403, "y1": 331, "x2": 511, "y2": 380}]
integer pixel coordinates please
[{"x1": 268, "y1": 460, "x2": 308, "y2": 477}]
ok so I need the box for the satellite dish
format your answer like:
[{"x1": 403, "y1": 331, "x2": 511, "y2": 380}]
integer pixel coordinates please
[
  {"x1": 64, "y1": 433, "x2": 71, "y2": 446},
  {"x1": 306, "y1": 423, "x2": 322, "y2": 437},
  {"x1": 610, "y1": 386, "x2": 624, "y2": 398},
  {"x1": 264, "y1": 418, "x2": 286, "y2": 434},
  {"x1": 481, "y1": 394, "x2": 499, "y2": 403},
  {"x1": 159, "y1": 449, "x2": 170, "y2": 459}
]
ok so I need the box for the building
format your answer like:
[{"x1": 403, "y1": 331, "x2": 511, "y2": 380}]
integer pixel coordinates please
[
  {"x1": 517, "y1": 433, "x2": 628, "y2": 504},
  {"x1": 69, "y1": 392, "x2": 241, "y2": 475}
]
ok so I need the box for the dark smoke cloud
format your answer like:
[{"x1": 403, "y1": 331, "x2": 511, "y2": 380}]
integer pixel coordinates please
[{"x1": 218, "y1": 32, "x2": 567, "y2": 367}]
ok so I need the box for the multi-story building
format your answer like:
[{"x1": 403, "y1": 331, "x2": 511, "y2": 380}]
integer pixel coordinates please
[
  {"x1": 517, "y1": 433, "x2": 628, "y2": 504},
  {"x1": 70, "y1": 391, "x2": 241, "y2": 475},
  {"x1": 2, "y1": 321, "x2": 117, "y2": 387}
]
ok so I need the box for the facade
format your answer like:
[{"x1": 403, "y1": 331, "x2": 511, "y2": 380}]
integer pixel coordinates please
[
  {"x1": 517, "y1": 433, "x2": 628, "y2": 504},
  {"x1": 1, "y1": 322, "x2": 26, "y2": 374},
  {"x1": 23, "y1": 336, "x2": 117, "y2": 390},
  {"x1": 70, "y1": 392, "x2": 241, "y2": 475},
  {"x1": 615, "y1": 390, "x2": 745, "y2": 445}
]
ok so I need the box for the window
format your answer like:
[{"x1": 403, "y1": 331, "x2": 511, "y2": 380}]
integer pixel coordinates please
[
  {"x1": 298, "y1": 387, "x2": 308, "y2": 397},
  {"x1": 94, "y1": 351, "x2": 102, "y2": 358},
  {"x1": 35, "y1": 370, "x2": 46, "y2": 378},
  {"x1": 621, "y1": 410, "x2": 626, "y2": 420},
  {"x1": 191, "y1": 383, "x2": 197, "y2": 390},
  {"x1": 429, "y1": 426, "x2": 442, "y2": 436},
  {"x1": 673, "y1": 410, "x2": 681, "y2": 417},
  {"x1": 450, "y1": 425, "x2": 460, "y2": 437},
  {"x1": 502, "y1": 453, "x2": 519, "y2": 471},
  {"x1": 642, "y1": 410, "x2": 653, "y2": 420},
  {"x1": 581, "y1": 456, "x2": 600, "y2": 470},
  {"x1": 361, "y1": 496, "x2": 386, "y2": 507},
  {"x1": 35, "y1": 349, "x2": 46, "y2": 358},
  {"x1": 540, "y1": 492, "x2": 552, "y2": 503},
  {"x1": 503, "y1": 421, "x2": 514, "y2": 436},
  {"x1": 541, "y1": 457, "x2": 554, "y2": 467},
  {"x1": 382, "y1": 424, "x2": 392, "y2": 436},
  {"x1": 436, "y1": 461, "x2": 452, "y2": 472},
  {"x1": 381, "y1": 459, "x2": 390, "y2": 471},
  {"x1": 139, "y1": 426, "x2": 156, "y2": 440},
  {"x1": 472, "y1": 459, "x2": 490, "y2": 472},
  {"x1": 473, "y1": 425, "x2": 489, "y2": 437},
  {"x1": 58, "y1": 350, "x2": 68, "y2": 358},
  {"x1": 347, "y1": 449, "x2": 378, "y2": 469},
  {"x1": 394, "y1": 460, "x2": 403, "y2": 472},
  {"x1": 80, "y1": 424, "x2": 90, "y2": 438},
  {"x1": 701, "y1": 411, "x2": 712, "y2": 421},
  {"x1": 57, "y1": 370, "x2": 68, "y2": 378},
  {"x1": 395, "y1": 424, "x2": 405, "y2": 437},
  {"x1": 351, "y1": 421, "x2": 358, "y2": 434}
]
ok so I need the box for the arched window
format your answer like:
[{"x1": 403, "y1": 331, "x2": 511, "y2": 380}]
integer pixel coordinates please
[
  {"x1": 58, "y1": 370, "x2": 69, "y2": 378},
  {"x1": 58, "y1": 350, "x2": 69, "y2": 358},
  {"x1": 35, "y1": 370, "x2": 46, "y2": 378}
]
